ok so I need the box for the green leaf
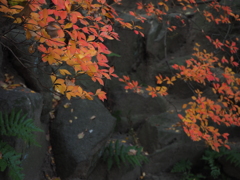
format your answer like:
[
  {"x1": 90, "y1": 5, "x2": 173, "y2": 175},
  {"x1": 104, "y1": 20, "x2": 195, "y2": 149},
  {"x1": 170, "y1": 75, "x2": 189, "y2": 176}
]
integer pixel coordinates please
[{"x1": 105, "y1": 53, "x2": 121, "y2": 57}]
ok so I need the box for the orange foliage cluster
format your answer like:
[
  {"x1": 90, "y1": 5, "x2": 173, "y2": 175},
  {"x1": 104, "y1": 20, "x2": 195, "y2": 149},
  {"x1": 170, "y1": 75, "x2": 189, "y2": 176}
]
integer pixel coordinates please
[
  {"x1": 0, "y1": 0, "x2": 132, "y2": 101},
  {"x1": 1, "y1": 0, "x2": 240, "y2": 151}
]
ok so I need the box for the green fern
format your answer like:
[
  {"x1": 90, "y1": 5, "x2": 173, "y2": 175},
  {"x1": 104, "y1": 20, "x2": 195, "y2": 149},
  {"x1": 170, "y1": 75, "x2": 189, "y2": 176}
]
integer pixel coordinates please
[
  {"x1": 171, "y1": 159, "x2": 192, "y2": 173},
  {"x1": 219, "y1": 147, "x2": 240, "y2": 168},
  {"x1": 0, "y1": 110, "x2": 43, "y2": 180},
  {"x1": 102, "y1": 140, "x2": 148, "y2": 171},
  {"x1": 202, "y1": 149, "x2": 221, "y2": 179},
  {"x1": 202, "y1": 147, "x2": 240, "y2": 179},
  {"x1": 0, "y1": 141, "x2": 24, "y2": 180},
  {"x1": 0, "y1": 110, "x2": 43, "y2": 146},
  {"x1": 171, "y1": 159, "x2": 205, "y2": 180}
]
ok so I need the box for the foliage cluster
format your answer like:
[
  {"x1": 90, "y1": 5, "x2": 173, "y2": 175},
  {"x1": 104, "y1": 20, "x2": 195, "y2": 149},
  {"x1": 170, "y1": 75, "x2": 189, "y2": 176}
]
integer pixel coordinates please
[
  {"x1": 171, "y1": 159, "x2": 205, "y2": 180},
  {"x1": 0, "y1": 110, "x2": 42, "y2": 180},
  {"x1": 171, "y1": 147, "x2": 240, "y2": 180},
  {"x1": 102, "y1": 140, "x2": 148, "y2": 171},
  {"x1": 0, "y1": 0, "x2": 240, "y2": 151}
]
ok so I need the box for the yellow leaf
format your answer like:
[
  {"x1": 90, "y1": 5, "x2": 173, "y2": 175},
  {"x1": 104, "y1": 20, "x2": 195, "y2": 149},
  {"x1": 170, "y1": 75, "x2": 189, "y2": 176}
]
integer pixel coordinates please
[
  {"x1": 192, "y1": 96, "x2": 197, "y2": 100},
  {"x1": 59, "y1": 69, "x2": 71, "y2": 75},
  {"x1": 85, "y1": 93, "x2": 93, "y2": 100},
  {"x1": 171, "y1": 76, "x2": 176, "y2": 81},
  {"x1": 182, "y1": 104, "x2": 187, "y2": 109},
  {"x1": 76, "y1": 53, "x2": 85, "y2": 59},
  {"x1": 66, "y1": 92, "x2": 71, "y2": 100},
  {"x1": 54, "y1": 79, "x2": 66, "y2": 94},
  {"x1": 87, "y1": 35, "x2": 95, "y2": 42},
  {"x1": 50, "y1": 75, "x2": 57, "y2": 83},
  {"x1": 25, "y1": 30, "x2": 32, "y2": 40},
  {"x1": 87, "y1": 64, "x2": 97, "y2": 77},
  {"x1": 158, "y1": 2, "x2": 169, "y2": 11},
  {"x1": 64, "y1": 23, "x2": 73, "y2": 29},
  {"x1": 195, "y1": 43, "x2": 200, "y2": 47},
  {"x1": 104, "y1": 13, "x2": 113, "y2": 18},
  {"x1": 13, "y1": 17, "x2": 22, "y2": 23},
  {"x1": 63, "y1": 103, "x2": 71, "y2": 108},
  {"x1": 46, "y1": 55, "x2": 57, "y2": 65},
  {"x1": 61, "y1": 55, "x2": 69, "y2": 61}
]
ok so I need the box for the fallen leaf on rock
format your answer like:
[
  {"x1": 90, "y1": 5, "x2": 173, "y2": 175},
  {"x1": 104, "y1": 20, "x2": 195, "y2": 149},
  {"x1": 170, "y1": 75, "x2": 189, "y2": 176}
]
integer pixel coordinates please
[
  {"x1": 19, "y1": 83, "x2": 26, "y2": 88},
  {"x1": 49, "y1": 110, "x2": 55, "y2": 119},
  {"x1": 8, "y1": 84, "x2": 21, "y2": 89},
  {"x1": 63, "y1": 102, "x2": 71, "y2": 108},
  {"x1": 140, "y1": 172, "x2": 146, "y2": 179},
  {"x1": 90, "y1": 115, "x2": 96, "y2": 120},
  {"x1": 78, "y1": 132, "x2": 85, "y2": 139},
  {"x1": 53, "y1": 94, "x2": 61, "y2": 101},
  {"x1": 0, "y1": 81, "x2": 8, "y2": 89},
  {"x1": 128, "y1": 149, "x2": 137, "y2": 155}
]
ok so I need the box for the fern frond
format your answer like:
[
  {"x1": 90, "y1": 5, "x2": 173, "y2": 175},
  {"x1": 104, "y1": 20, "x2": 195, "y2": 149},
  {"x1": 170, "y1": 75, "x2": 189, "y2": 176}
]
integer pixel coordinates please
[
  {"x1": 220, "y1": 147, "x2": 240, "y2": 168},
  {"x1": 102, "y1": 140, "x2": 148, "y2": 171},
  {"x1": 0, "y1": 110, "x2": 43, "y2": 146},
  {"x1": 0, "y1": 141, "x2": 24, "y2": 180},
  {"x1": 171, "y1": 159, "x2": 192, "y2": 173}
]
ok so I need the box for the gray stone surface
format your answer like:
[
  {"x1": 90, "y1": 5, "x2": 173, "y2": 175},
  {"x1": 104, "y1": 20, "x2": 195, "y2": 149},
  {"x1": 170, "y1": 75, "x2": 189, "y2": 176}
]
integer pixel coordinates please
[
  {"x1": 0, "y1": 87, "x2": 47, "y2": 180},
  {"x1": 109, "y1": 86, "x2": 168, "y2": 133},
  {"x1": 138, "y1": 112, "x2": 205, "y2": 175},
  {"x1": 50, "y1": 97, "x2": 116, "y2": 179},
  {"x1": 4, "y1": 29, "x2": 53, "y2": 121}
]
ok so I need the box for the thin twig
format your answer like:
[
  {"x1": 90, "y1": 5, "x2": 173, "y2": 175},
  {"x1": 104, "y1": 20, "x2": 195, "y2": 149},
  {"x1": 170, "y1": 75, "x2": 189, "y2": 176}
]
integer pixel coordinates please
[{"x1": 0, "y1": 41, "x2": 27, "y2": 68}]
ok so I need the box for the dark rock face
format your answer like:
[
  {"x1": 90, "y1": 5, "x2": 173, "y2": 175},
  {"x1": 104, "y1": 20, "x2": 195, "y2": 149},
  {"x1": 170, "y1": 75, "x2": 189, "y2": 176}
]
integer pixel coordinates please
[
  {"x1": 4, "y1": 29, "x2": 53, "y2": 122},
  {"x1": 0, "y1": 26, "x2": 49, "y2": 179},
  {"x1": 108, "y1": 86, "x2": 168, "y2": 133},
  {"x1": 50, "y1": 97, "x2": 116, "y2": 179},
  {"x1": 137, "y1": 112, "x2": 205, "y2": 175},
  {"x1": 0, "y1": 87, "x2": 47, "y2": 180},
  {"x1": 1, "y1": 0, "x2": 240, "y2": 179}
]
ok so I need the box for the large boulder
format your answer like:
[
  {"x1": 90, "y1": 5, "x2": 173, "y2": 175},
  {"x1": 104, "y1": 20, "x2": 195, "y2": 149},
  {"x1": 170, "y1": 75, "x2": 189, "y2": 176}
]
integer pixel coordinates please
[
  {"x1": 146, "y1": 13, "x2": 188, "y2": 62},
  {"x1": 137, "y1": 112, "x2": 205, "y2": 175},
  {"x1": 50, "y1": 97, "x2": 116, "y2": 179},
  {"x1": 108, "y1": 85, "x2": 168, "y2": 133},
  {"x1": 0, "y1": 87, "x2": 47, "y2": 180},
  {"x1": 4, "y1": 29, "x2": 53, "y2": 122}
]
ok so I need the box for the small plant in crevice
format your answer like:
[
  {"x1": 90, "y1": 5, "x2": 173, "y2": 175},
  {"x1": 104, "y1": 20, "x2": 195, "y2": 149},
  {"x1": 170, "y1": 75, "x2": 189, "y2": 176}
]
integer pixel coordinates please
[
  {"x1": 171, "y1": 147, "x2": 240, "y2": 180},
  {"x1": 102, "y1": 140, "x2": 148, "y2": 171},
  {"x1": 171, "y1": 159, "x2": 206, "y2": 180},
  {"x1": 202, "y1": 147, "x2": 240, "y2": 179},
  {"x1": 0, "y1": 110, "x2": 43, "y2": 180}
]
